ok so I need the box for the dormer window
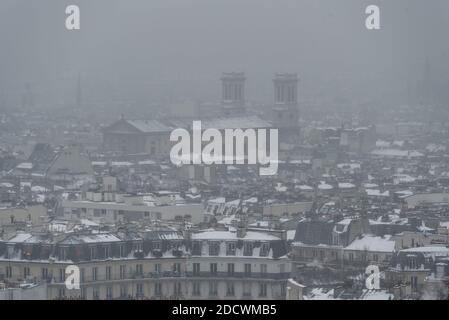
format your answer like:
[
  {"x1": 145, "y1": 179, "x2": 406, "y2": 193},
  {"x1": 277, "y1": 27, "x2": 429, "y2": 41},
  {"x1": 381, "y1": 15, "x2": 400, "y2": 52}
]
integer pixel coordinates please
[
  {"x1": 192, "y1": 241, "x2": 202, "y2": 255},
  {"x1": 226, "y1": 242, "x2": 236, "y2": 256},
  {"x1": 209, "y1": 241, "x2": 220, "y2": 256},
  {"x1": 153, "y1": 241, "x2": 162, "y2": 251},
  {"x1": 243, "y1": 242, "x2": 253, "y2": 256},
  {"x1": 90, "y1": 246, "x2": 97, "y2": 260},
  {"x1": 104, "y1": 245, "x2": 111, "y2": 258},
  {"x1": 119, "y1": 244, "x2": 126, "y2": 257},
  {"x1": 59, "y1": 247, "x2": 67, "y2": 261},
  {"x1": 133, "y1": 241, "x2": 143, "y2": 252},
  {"x1": 260, "y1": 242, "x2": 270, "y2": 257}
]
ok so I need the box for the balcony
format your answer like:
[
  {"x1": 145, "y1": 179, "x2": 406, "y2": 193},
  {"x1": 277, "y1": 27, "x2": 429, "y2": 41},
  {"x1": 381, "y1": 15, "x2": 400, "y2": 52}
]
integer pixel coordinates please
[
  {"x1": 48, "y1": 271, "x2": 187, "y2": 285},
  {"x1": 186, "y1": 272, "x2": 290, "y2": 280}
]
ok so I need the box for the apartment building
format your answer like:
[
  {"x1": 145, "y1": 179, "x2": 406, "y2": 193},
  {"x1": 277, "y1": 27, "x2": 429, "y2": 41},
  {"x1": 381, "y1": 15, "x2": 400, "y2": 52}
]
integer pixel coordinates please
[{"x1": 0, "y1": 226, "x2": 290, "y2": 300}]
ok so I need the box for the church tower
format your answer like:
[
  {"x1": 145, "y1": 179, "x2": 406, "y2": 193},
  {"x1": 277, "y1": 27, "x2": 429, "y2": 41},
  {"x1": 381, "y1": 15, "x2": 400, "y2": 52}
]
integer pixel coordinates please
[
  {"x1": 272, "y1": 73, "x2": 299, "y2": 129},
  {"x1": 221, "y1": 72, "x2": 246, "y2": 116}
]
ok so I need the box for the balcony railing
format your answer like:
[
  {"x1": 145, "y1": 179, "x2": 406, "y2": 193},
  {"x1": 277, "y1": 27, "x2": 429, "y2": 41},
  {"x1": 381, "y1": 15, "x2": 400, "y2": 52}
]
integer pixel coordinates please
[{"x1": 186, "y1": 272, "x2": 291, "y2": 280}]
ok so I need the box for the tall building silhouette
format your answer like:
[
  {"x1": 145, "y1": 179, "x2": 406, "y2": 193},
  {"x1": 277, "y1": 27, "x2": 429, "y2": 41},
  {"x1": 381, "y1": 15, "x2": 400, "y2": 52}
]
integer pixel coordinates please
[{"x1": 221, "y1": 72, "x2": 246, "y2": 116}]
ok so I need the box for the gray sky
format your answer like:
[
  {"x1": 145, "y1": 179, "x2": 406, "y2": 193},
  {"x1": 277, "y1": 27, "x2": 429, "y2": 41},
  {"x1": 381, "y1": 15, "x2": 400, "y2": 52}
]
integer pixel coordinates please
[{"x1": 0, "y1": 0, "x2": 448, "y2": 108}]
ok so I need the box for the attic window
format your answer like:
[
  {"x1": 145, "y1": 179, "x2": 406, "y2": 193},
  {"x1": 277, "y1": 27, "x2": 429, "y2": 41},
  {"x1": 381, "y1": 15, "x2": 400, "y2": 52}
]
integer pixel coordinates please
[
  {"x1": 209, "y1": 241, "x2": 220, "y2": 256},
  {"x1": 153, "y1": 241, "x2": 161, "y2": 250},
  {"x1": 260, "y1": 242, "x2": 269, "y2": 256},
  {"x1": 243, "y1": 242, "x2": 253, "y2": 256},
  {"x1": 226, "y1": 242, "x2": 236, "y2": 256}
]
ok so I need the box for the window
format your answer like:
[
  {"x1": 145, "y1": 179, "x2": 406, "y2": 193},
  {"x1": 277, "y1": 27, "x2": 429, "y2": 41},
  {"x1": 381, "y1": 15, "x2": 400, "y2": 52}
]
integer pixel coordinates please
[
  {"x1": 209, "y1": 281, "x2": 218, "y2": 296},
  {"x1": 106, "y1": 266, "x2": 112, "y2": 280},
  {"x1": 81, "y1": 288, "x2": 86, "y2": 299},
  {"x1": 93, "y1": 288, "x2": 100, "y2": 300},
  {"x1": 226, "y1": 242, "x2": 236, "y2": 256},
  {"x1": 259, "y1": 283, "x2": 267, "y2": 297},
  {"x1": 173, "y1": 263, "x2": 181, "y2": 274},
  {"x1": 244, "y1": 263, "x2": 252, "y2": 276},
  {"x1": 41, "y1": 268, "x2": 48, "y2": 279},
  {"x1": 243, "y1": 283, "x2": 252, "y2": 297},
  {"x1": 153, "y1": 241, "x2": 162, "y2": 251},
  {"x1": 411, "y1": 276, "x2": 418, "y2": 291},
  {"x1": 226, "y1": 282, "x2": 235, "y2": 296},
  {"x1": 260, "y1": 243, "x2": 270, "y2": 256},
  {"x1": 92, "y1": 267, "x2": 98, "y2": 281},
  {"x1": 154, "y1": 263, "x2": 161, "y2": 274},
  {"x1": 260, "y1": 264, "x2": 267, "y2": 274},
  {"x1": 174, "y1": 282, "x2": 182, "y2": 296},
  {"x1": 120, "y1": 285, "x2": 128, "y2": 298},
  {"x1": 23, "y1": 267, "x2": 30, "y2": 278},
  {"x1": 90, "y1": 246, "x2": 96, "y2": 260},
  {"x1": 348, "y1": 253, "x2": 354, "y2": 262},
  {"x1": 409, "y1": 258, "x2": 417, "y2": 270},
  {"x1": 120, "y1": 265, "x2": 126, "y2": 279},
  {"x1": 104, "y1": 245, "x2": 110, "y2": 258},
  {"x1": 136, "y1": 264, "x2": 143, "y2": 276},
  {"x1": 80, "y1": 268, "x2": 85, "y2": 283},
  {"x1": 154, "y1": 282, "x2": 162, "y2": 296},
  {"x1": 6, "y1": 266, "x2": 12, "y2": 278},
  {"x1": 193, "y1": 281, "x2": 201, "y2": 296},
  {"x1": 136, "y1": 283, "x2": 144, "y2": 297},
  {"x1": 210, "y1": 263, "x2": 218, "y2": 275},
  {"x1": 227, "y1": 263, "x2": 235, "y2": 276},
  {"x1": 243, "y1": 242, "x2": 253, "y2": 256},
  {"x1": 192, "y1": 241, "x2": 202, "y2": 255},
  {"x1": 133, "y1": 242, "x2": 143, "y2": 252},
  {"x1": 373, "y1": 254, "x2": 379, "y2": 262},
  {"x1": 59, "y1": 247, "x2": 67, "y2": 261},
  {"x1": 58, "y1": 288, "x2": 65, "y2": 299},
  {"x1": 119, "y1": 244, "x2": 125, "y2": 257},
  {"x1": 59, "y1": 268, "x2": 65, "y2": 282},
  {"x1": 280, "y1": 264, "x2": 285, "y2": 274},
  {"x1": 209, "y1": 241, "x2": 220, "y2": 256},
  {"x1": 193, "y1": 263, "x2": 200, "y2": 275},
  {"x1": 106, "y1": 286, "x2": 113, "y2": 299}
]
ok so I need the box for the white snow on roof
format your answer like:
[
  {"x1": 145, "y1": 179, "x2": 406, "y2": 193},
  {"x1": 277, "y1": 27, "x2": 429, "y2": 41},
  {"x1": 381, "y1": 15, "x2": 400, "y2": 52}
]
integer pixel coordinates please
[
  {"x1": 360, "y1": 290, "x2": 394, "y2": 300},
  {"x1": 401, "y1": 246, "x2": 449, "y2": 254},
  {"x1": 127, "y1": 119, "x2": 172, "y2": 133},
  {"x1": 8, "y1": 232, "x2": 33, "y2": 243},
  {"x1": 345, "y1": 235, "x2": 395, "y2": 253},
  {"x1": 111, "y1": 161, "x2": 133, "y2": 167},
  {"x1": 318, "y1": 182, "x2": 333, "y2": 190},
  {"x1": 338, "y1": 182, "x2": 356, "y2": 189},
  {"x1": 138, "y1": 160, "x2": 156, "y2": 165},
  {"x1": 363, "y1": 183, "x2": 379, "y2": 189},
  {"x1": 79, "y1": 233, "x2": 122, "y2": 243},
  {"x1": 192, "y1": 230, "x2": 280, "y2": 241},
  {"x1": 337, "y1": 163, "x2": 361, "y2": 170},
  {"x1": 393, "y1": 174, "x2": 416, "y2": 184},
  {"x1": 287, "y1": 230, "x2": 296, "y2": 241},
  {"x1": 0, "y1": 182, "x2": 14, "y2": 188},
  {"x1": 91, "y1": 161, "x2": 107, "y2": 166},
  {"x1": 16, "y1": 162, "x2": 33, "y2": 170},
  {"x1": 297, "y1": 185, "x2": 313, "y2": 191},
  {"x1": 371, "y1": 149, "x2": 424, "y2": 158},
  {"x1": 366, "y1": 189, "x2": 390, "y2": 197}
]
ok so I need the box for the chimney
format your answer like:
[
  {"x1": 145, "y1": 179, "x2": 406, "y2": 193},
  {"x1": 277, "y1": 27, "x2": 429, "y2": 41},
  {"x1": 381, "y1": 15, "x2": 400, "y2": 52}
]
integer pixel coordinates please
[{"x1": 237, "y1": 216, "x2": 247, "y2": 238}]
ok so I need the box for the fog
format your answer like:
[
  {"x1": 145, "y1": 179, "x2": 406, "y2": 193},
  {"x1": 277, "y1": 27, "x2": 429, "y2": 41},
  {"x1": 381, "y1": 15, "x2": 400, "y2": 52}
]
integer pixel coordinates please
[{"x1": 0, "y1": 0, "x2": 448, "y2": 109}]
